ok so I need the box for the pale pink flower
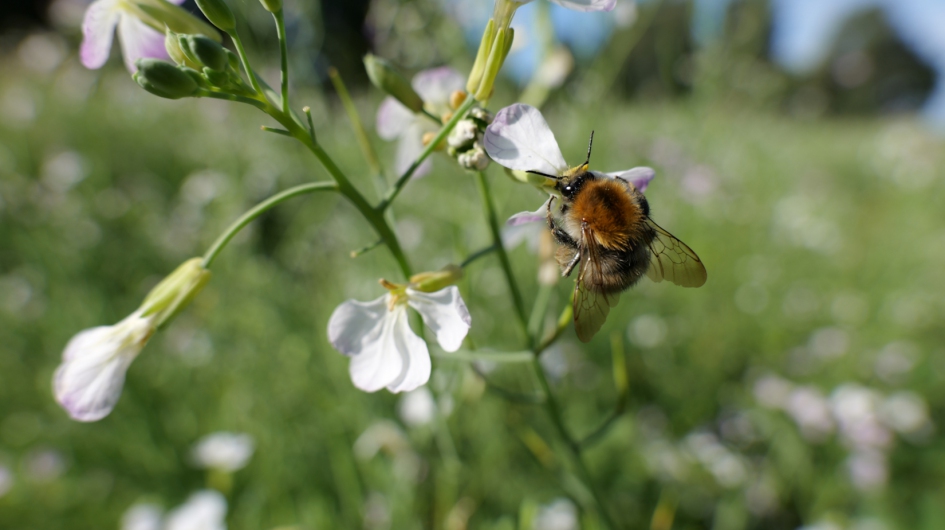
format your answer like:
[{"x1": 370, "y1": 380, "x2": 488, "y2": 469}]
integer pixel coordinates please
[{"x1": 80, "y1": 0, "x2": 186, "y2": 72}]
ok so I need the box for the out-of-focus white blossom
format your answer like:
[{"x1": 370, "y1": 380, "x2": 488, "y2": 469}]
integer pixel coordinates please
[
  {"x1": 376, "y1": 67, "x2": 465, "y2": 177},
  {"x1": 121, "y1": 503, "x2": 163, "y2": 530},
  {"x1": 532, "y1": 498, "x2": 578, "y2": 530},
  {"x1": 879, "y1": 392, "x2": 931, "y2": 436},
  {"x1": 786, "y1": 386, "x2": 835, "y2": 442},
  {"x1": 164, "y1": 490, "x2": 227, "y2": 530},
  {"x1": 830, "y1": 384, "x2": 892, "y2": 450},
  {"x1": 398, "y1": 387, "x2": 438, "y2": 427},
  {"x1": 191, "y1": 432, "x2": 255, "y2": 472},
  {"x1": 753, "y1": 374, "x2": 794, "y2": 409},
  {"x1": 846, "y1": 448, "x2": 888, "y2": 491}
]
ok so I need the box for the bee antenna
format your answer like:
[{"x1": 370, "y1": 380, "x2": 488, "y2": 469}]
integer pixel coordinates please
[
  {"x1": 584, "y1": 130, "x2": 595, "y2": 167},
  {"x1": 526, "y1": 170, "x2": 561, "y2": 180}
]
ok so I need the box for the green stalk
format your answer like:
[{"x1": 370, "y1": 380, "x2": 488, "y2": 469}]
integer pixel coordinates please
[
  {"x1": 202, "y1": 181, "x2": 338, "y2": 268},
  {"x1": 379, "y1": 96, "x2": 477, "y2": 210},
  {"x1": 474, "y1": 171, "x2": 529, "y2": 343},
  {"x1": 273, "y1": 9, "x2": 290, "y2": 114},
  {"x1": 227, "y1": 30, "x2": 265, "y2": 96},
  {"x1": 531, "y1": 357, "x2": 620, "y2": 529}
]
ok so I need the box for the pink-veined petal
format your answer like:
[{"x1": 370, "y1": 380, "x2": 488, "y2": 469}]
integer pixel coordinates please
[
  {"x1": 53, "y1": 312, "x2": 154, "y2": 422},
  {"x1": 395, "y1": 123, "x2": 432, "y2": 178},
  {"x1": 547, "y1": 0, "x2": 617, "y2": 12},
  {"x1": 406, "y1": 286, "x2": 471, "y2": 353},
  {"x1": 376, "y1": 97, "x2": 415, "y2": 140},
  {"x1": 80, "y1": 0, "x2": 121, "y2": 69},
  {"x1": 412, "y1": 67, "x2": 466, "y2": 105},
  {"x1": 506, "y1": 196, "x2": 553, "y2": 226},
  {"x1": 167, "y1": 0, "x2": 187, "y2": 4},
  {"x1": 484, "y1": 103, "x2": 568, "y2": 175},
  {"x1": 117, "y1": 15, "x2": 170, "y2": 73},
  {"x1": 600, "y1": 166, "x2": 656, "y2": 193}
]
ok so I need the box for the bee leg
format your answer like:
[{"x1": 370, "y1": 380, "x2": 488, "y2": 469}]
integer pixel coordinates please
[{"x1": 562, "y1": 252, "x2": 581, "y2": 277}]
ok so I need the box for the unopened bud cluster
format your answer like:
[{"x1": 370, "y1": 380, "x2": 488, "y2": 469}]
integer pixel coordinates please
[
  {"x1": 135, "y1": 30, "x2": 254, "y2": 100},
  {"x1": 447, "y1": 106, "x2": 493, "y2": 171}
]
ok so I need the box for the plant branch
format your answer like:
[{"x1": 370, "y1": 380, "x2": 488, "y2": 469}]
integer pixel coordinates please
[
  {"x1": 272, "y1": 9, "x2": 290, "y2": 115},
  {"x1": 474, "y1": 170, "x2": 529, "y2": 343},
  {"x1": 378, "y1": 96, "x2": 476, "y2": 211},
  {"x1": 202, "y1": 181, "x2": 338, "y2": 268}
]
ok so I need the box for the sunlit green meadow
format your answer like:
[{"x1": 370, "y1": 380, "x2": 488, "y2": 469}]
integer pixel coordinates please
[{"x1": 2, "y1": 30, "x2": 945, "y2": 529}]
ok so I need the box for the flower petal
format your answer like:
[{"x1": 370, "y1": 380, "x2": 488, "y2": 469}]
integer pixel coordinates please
[
  {"x1": 406, "y1": 286, "x2": 471, "y2": 353},
  {"x1": 327, "y1": 295, "x2": 388, "y2": 356},
  {"x1": 395, "y1": 124, "x2": 432, "y2": 178},
  {"x1": 117, "y1": 15, "x2": 170, "y2": 73},
  {"x1": 506, "y1": 196, "x2": 553, "y2": 226},
  {"x1": 384, "y1": 307, "x2": 431, "y2": 393},
  {"x1": 411, "y1": 67, "x2": 466, "y2": 105},
  {"x1": 165, "y1": 490, "x2": 227, "y2": 530},
  {"x1": 53, "y1": 312, "x2": 154, "y2": 422},
  {"x1": 600, "y1": 166, "x2": 656, "y2": 193},
  {"x1": 376, "y1": 97, "x2": 415, "y2": 140},
  {"x1": 484, "y1": 103, "x2": 568, "y2": 175},
  {"x1": 547, "y1": 0, "x2": 617, "y2": 12},
  {"x1": 80, "y1": 0, "x2": 121, "y2": 69},
  {"x1": 330, "y1": 298, "x2": 430, "y2": 393}
]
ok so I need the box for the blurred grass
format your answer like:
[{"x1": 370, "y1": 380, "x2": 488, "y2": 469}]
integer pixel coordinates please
[{"x1": 1, "y1": 35, "x2": 945, "y2": 530}]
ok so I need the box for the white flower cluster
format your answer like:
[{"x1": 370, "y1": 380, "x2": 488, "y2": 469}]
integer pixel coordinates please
[
  {"x1": 447, "y1": 107, "x2": 493, "y2": 171},
  {"x1": 754, "y1": 374, "x2": 933, "y2": 491}
]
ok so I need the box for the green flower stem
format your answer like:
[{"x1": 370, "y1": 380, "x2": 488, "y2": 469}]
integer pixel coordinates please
[
  {"x1": 474, "y1": 170, "x2": 529, "y2": 342},
  {"x1": 227, "y1": 30, "x2": 265, "y2": 96},
  {"x1": 272, "y1": 9, "x2": 290, "y2": 115},
  {"x1": 202, "y1": 181, "x2": 338, "y2": 268},
  {"x1": 460, "y1": 244, "x2": 497, "y2": 268},
  {"x1": 531, "y1": 356, "x2": 620, "y2": 529},
  {"x1": 527, "y1": 283, "x2": 554, "y2": 340},
  {"x1": 379, "y1": 96, "x2": 477, "y2": 211}
]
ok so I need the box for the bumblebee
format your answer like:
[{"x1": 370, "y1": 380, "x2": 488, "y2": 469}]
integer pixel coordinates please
[{"x1": 529, "y1": 132, "x2": 707, "y2": 342}]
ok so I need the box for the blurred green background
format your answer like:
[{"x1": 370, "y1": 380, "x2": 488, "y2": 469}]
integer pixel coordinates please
[{"x1": 2, "y1": 0, "x2": 945, "y2": 529}]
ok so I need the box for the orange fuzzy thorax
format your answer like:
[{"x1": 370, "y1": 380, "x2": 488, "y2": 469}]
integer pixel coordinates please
[{"x1": 569, "y1": 179, "x2": 645, "y2": 250}]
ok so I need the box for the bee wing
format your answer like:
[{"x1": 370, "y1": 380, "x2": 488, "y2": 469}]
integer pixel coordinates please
[
  {"x1": 644, "y1": 219, "x2": 707, "y2": 288},
  {"x1": 573, "y1": 230, "x2": 620, "y2": 343}
]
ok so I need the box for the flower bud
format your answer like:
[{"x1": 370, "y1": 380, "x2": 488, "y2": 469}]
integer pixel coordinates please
[
  {"x1": 195, "y1": 0, "x2": 236, "y2": 31},
  {"x1": 409, "y1": 265, "x2": 463, "y2": 293},
  {"x1": 449, "y1": 90, "x2": 467, "y2": 111},
  {"x1": 139, "y1": 258, "x2": 211, "y2": 328},
  {"x1": 185, "y1": 35, "x2": 228, "y2": 71},
  {"x1": 447, "y1": 120, "x2": 478, "y2": 150},
  {"x1": 457, "y1": 144, "x2": 490, "y2": 171},
  {"x1": 165, "y1": 29, "x2": 194, "y2": 67},
  {"x1": 134, "y1": 59, "x2": 200, "y2": 99},
  {"x1": 364, "y1": 54, "x2": 424, "y2": 114},
  {"x1": 258, "y1": 0, "x2": 282, "y2": 12}
]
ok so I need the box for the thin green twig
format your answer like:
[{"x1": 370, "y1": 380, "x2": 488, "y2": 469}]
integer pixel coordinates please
[
  {"x1": 328, "y1": 67, "x2": 384, "y2": 179},
  {"x1": 474, "y1": 170, "x2": 529, "y2": 343},
  {"x1": 228, "y1": 31, "x2": 265, "y2": 96},
  {"x1": 202, "y1": 181, "x2": 338, "y2": 268},
  {"x1": 379, "y1": 96, "x2": 476, "y2": 211},
  {"x1": 273, "y1": 9, "x2": 291, "y2": 114}
]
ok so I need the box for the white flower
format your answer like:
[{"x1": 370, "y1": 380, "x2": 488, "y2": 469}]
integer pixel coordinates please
[
  {"x1": 785, "y1": 386, "x2": 835, "y2": 442},
  {"x1": 376, "y1": 67, "x2": 466, "y2": 177},
  {"x1": 121, "y1": 503, "x2": 163, "y2": 530},
  {"x1": 328, "y1": 286, "x2": 471, "y2": 393},
  {"x1": 191, "y1": 432, "x2": 255, "y2": 472},
  {"x1": 514, "y1": 0, "x2": 617, "y2": 13},
  {"x1": 398, "y1": 387, "x2": 437, "y2": 427},
  {"x1": 81, "y1": 0, "x2": 186, "y2": 72},
  {"x1": 532, "y1": 498, "x2": 578, "y2": 530},
  {"x1": 165, "y1": 490, "x2": 227, "y2": 530},
  {"x1": 53, "y1": 310, "x2": 158, "y2": 422}
]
